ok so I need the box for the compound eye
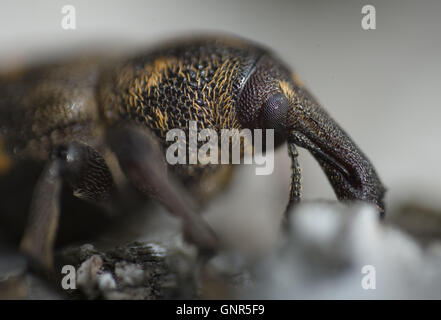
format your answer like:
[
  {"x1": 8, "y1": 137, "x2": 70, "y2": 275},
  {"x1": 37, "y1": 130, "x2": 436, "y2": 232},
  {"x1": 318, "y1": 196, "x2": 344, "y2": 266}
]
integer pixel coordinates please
[{"x1": 262, "y1": 93, "x2": 290, "y2": 144}]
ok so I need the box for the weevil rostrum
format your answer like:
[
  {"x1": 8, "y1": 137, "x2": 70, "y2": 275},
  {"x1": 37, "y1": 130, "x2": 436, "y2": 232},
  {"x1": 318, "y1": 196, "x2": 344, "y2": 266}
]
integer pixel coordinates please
[{"x1": 0, "y1": 35, "x2": 385, "y2": 270}]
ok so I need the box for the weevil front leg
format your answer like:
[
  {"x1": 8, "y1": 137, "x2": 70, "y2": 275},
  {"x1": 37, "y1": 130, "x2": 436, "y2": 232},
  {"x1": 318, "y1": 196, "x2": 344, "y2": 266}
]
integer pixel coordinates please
[
  {"x1": 20, "y1": 141, "x2": 116, "y2": 271},
  {"x1": 108, "y1": 124, "x2": 218, "y2": 253}
]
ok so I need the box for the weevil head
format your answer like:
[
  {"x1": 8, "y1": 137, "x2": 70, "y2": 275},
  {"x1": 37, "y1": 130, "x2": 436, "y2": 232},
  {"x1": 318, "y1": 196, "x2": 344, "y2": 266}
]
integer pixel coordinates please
[
  {"x1": 237, "y1": 55, "x2": 292, "y2": 147},
  {"x1": 237, "y1": 54, "x2": 386, "y2": 213}
]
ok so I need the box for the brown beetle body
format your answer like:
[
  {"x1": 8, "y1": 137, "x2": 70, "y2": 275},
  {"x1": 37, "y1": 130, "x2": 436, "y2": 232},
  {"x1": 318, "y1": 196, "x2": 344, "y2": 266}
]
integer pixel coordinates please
[
  {"x1": 0, "y1": 35, "x2": 385, "y2": 269},
  {"x1": 0, "y1": 38, "x2": 265, "y2": 198}
]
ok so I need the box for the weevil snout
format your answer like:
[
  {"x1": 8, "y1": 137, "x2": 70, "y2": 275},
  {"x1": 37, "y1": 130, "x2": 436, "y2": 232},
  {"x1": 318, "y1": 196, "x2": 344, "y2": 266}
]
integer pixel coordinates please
[
  {"x1": 285, "y1": 90, "x2": 386, "y2": 214},
  {"x1": 238, "y1": 55, "x2": 385, "y2": 213}
]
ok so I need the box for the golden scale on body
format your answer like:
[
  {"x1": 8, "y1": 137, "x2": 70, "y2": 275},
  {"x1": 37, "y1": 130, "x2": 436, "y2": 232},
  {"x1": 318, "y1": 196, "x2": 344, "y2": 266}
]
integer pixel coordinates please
[{"x1": 0, "y1": 35, "x2": 385, "y2": 273}]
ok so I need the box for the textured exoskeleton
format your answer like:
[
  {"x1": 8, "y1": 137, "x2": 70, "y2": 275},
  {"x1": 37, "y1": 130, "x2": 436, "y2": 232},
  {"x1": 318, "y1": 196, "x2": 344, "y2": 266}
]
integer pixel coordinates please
[{"x1": 0, "y1": 35, "x2": 385, "y2": 270}]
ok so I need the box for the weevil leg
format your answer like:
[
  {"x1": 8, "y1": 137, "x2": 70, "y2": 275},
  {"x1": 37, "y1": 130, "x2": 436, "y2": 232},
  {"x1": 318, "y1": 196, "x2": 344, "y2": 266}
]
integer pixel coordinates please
[
  {"x1": 19, "y1": 160, "x2": 62, "y2": 272},
  {"x1": 20, "y1": 141, "x2": 116, "y2": 271},
  {"x1": 107, "y1": 124, "x2": 218, "y2": 253}
]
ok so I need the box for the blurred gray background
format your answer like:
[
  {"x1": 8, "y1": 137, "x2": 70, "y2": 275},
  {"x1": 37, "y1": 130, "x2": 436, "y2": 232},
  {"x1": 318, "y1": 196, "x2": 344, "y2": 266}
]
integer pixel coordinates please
[{"x1": 1, "y1": 0, "x2": 440, "y2": 224}]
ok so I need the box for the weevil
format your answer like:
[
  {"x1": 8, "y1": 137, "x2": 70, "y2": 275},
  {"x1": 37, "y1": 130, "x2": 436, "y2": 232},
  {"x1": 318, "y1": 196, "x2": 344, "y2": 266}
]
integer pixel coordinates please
[{"x1": 0, "y1": 35, "x2": 385, "y2": 270}]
